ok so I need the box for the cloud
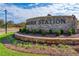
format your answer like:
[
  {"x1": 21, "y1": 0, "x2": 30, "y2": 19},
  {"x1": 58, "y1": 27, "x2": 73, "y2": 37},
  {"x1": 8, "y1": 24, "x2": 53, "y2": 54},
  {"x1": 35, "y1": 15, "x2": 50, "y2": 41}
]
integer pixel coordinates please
[{"x1": 0, "y1": 3, "x2": 79, "y2": 23}]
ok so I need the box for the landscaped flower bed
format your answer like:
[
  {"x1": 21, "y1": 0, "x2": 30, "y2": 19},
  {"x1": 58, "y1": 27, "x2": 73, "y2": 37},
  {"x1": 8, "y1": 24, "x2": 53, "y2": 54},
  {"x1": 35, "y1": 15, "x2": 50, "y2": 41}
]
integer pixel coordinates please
[{"x1": 4, "y1": 36, "x2": 78, "y2": 56}]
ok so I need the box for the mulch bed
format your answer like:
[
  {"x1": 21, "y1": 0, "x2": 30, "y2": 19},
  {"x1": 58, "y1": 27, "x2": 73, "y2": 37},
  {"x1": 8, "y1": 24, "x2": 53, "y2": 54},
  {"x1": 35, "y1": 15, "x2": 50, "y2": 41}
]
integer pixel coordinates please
[
  {"x1": 4, "y1": 43, "x2": 79, "y2": 56},
  {"x1": 4, "y1": 44, "x2": 58, "y2": 56}
]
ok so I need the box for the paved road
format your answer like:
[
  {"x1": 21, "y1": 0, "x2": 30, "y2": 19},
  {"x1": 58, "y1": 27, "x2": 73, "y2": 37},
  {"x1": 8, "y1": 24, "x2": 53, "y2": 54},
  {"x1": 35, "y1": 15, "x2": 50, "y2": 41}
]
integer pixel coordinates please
[{"x1": 0, "y1": 28, "x2": 19, "y2": 34}]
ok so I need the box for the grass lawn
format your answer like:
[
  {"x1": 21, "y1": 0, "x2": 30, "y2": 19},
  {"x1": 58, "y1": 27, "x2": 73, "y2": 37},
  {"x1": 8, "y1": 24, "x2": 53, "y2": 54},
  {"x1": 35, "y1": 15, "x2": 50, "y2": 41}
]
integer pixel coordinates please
[{"x1": 0, "y1": 32, "x2": 46, "y2": 56}]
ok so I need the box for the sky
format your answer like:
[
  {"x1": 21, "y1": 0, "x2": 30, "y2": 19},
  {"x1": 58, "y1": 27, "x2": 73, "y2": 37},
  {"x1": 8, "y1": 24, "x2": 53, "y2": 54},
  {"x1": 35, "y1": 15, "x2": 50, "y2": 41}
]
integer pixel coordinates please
[{"x1": 0, "y1": 3, "x2": 79, "y2": 23}]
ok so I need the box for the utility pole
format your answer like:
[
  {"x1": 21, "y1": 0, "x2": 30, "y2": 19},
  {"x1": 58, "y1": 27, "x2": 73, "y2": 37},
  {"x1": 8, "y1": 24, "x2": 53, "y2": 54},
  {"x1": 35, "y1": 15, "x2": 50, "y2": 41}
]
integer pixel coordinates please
[{"x1": 4, "y1": 10, "x2": 7, "y2": 34}]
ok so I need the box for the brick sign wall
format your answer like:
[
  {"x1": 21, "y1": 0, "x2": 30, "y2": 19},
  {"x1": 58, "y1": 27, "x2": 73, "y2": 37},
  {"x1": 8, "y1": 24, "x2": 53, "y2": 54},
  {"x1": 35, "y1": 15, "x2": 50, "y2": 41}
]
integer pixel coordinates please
[{"x1": 26, "y1": 15, "x2": 77, "y2": 31}]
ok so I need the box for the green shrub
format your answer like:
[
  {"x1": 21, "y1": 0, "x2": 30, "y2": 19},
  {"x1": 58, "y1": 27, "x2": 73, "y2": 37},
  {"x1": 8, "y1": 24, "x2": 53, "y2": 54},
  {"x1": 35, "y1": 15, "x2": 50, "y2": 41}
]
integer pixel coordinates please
[
  {"x1": 19, "y1": 28, "x2": 31, "y2": 34},
  {"x1": 25, "y1": 29, "x2": 30, "y2": 34},
  {"x1": 60, "y1": 29, "x2": 64, "y2": 34},
  {"x1": 55, "y1": 30, "x2": 61, "y2": 36},
  {"x1": 32, "y1": 29, "x2": 37, "y2": 34},
  {"x1": 66, "y1": 28, "x2": 73, "y2": 35},
  {"x1": 49, "y1": 29, "x2": 53, "y2": 34},
  {"x1": 72, "y1": 28, "x2": 76, "y2": 34},
  {"x1": 38, "y1": 29, "x2": 42, "y2": 34},
  {"x1": 66, "y1": 28, "x2": 76, "y2": 35},
  {"x1": 23, "y1": 28, "x2": 27, "y2": 33},
  {"x1": 20, "y1": 28, "x2": 26, "y2": 33},
  {"x1": 58, "y1": 44, "x2": 69, "y2": 48},
  {"x1": 41, "y1": 31, "x2": 47, "y2": 36},
  {"x1": 19, "y1": 29, "x2": 22, "y2": 33}
]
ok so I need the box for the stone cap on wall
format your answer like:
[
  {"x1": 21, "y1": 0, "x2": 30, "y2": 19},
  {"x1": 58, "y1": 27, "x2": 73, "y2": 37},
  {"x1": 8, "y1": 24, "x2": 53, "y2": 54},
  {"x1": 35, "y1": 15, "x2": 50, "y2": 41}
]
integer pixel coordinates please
[{"x1": 26, "y1": 14, "x2": 77, "y2": 21}]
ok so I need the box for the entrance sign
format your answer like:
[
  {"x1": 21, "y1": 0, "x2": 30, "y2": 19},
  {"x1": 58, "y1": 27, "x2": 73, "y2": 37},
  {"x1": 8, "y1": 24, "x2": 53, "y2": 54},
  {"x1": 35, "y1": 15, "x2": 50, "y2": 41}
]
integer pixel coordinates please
[{"x1": 26, "y1": 15, "x2": 77, "y2": 31}]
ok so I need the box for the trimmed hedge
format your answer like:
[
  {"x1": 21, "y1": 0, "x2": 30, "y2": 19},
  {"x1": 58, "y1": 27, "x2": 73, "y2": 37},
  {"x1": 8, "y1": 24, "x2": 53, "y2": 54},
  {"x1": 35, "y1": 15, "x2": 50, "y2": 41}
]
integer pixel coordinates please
[{"x1": 19, "y1": 28, "x2": 76, "y2": 36}]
